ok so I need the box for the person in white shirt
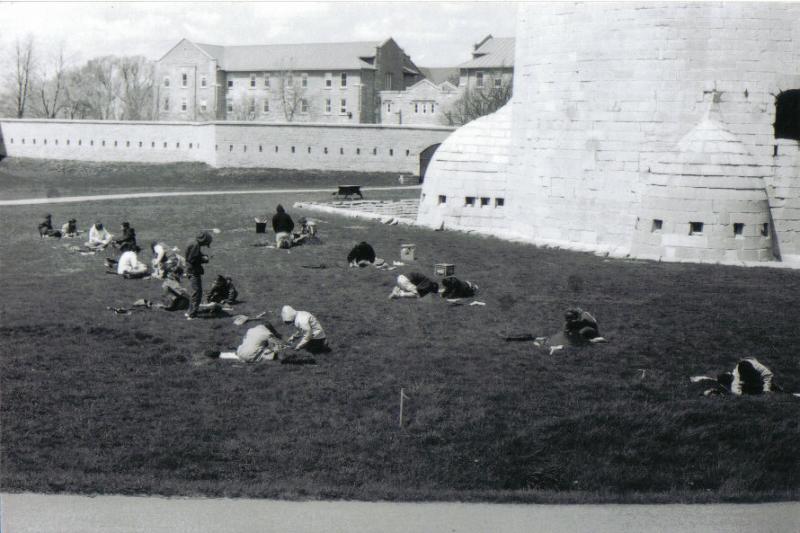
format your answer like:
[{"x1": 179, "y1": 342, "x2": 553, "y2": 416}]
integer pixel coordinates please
[
  {"x1": 150, "y1": 241, "x2": 184, "y2": 280},
  {"x1": 117, "y1": 245, "x2": 149, "y2": 278},
  {"x1": 235, "y1": 324, "x2": 283, "y2": 362},
  {"x1": 281, "y1": 305, "x2": 330, "y2": 354},
  {"x1": 86, "y1": 222, "x2": 113, "y2": 250},
  {"x1": 694, "y1": 358, "x2": 779, "y2": 396}
]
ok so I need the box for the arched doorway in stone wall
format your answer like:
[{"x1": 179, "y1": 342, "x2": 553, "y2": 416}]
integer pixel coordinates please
[{"x1": 419, "y1": 143, "x2": 441, "y2": 183}]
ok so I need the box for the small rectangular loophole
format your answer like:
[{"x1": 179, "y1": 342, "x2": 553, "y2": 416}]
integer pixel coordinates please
[
  {"x1": 652, "y1": 219, "x2": 663, "y2": 232},
  {"x1": 733, "y1": 223, "x2": 744, "y2": 237},
  {"x1": 438, "y1": 195, "x2": 447, "y2": 205},
  {"x1": 465, "y1": 196, "x2": 476, "y2": 207},
  {"x1": 689, "y1": 221, "x2": 703, "y2": 235},
  {"x1": 495, "y1": 198, "x2": 505, "y2": 207}
]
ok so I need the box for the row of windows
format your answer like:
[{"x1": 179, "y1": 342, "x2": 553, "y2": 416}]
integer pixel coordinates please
[
  {"x1": 385, "y1": 101, "x2": 438, "y2": 114},
  {"x1": 222, "y1": 98, "x2": 349, "y2": 115},
  {"x1": 216, "y1": 144, "x2": 412, "y2": 157},
  {"x1": 651, "y1": 219, "x2": 770, "y2": 238},
  {"x1": 474, "y1": 71, "x2": 505, "y2": 89},
  {"x1": 164, "y1": 72, "x2": 351, "y2": 90},
  {"x1": 435, "y1": 195, "x2": 505, "y2": 208},
  {"x1": 7, "y1": 137, "x2": 201, "y2": 149}
]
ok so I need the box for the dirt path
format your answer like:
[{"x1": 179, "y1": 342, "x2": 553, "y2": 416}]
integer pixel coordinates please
[
  {"x1": 2, "y1": 493, "x2": 798, "y2": 533},
  {"x1": 0, "y1": 185, "x2": 421, "y2": 206}
]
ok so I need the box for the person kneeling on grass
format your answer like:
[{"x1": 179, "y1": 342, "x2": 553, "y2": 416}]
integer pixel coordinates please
[
  {"x1": 235, "y1": 323, "x2": 284, "y2": 362},
  {"x1": 293, "y1": 217, "x2": 319, "y2": 245},
  {"x1": 281, "y1": 305, "x2": 331, "y2": 354},
  {"x1": 272, "y1": 204, "x2": 295, "y2": 249},
  {"x1": 116, "y1": 245, "x2": 149, "y2": 278},
  {"x1": 86, "y1": 221, "x2": 113, "y2": 250},
  {"x1": 151, "y1": 241, "x2": 185, "y2": 280},
  {"x1": 440, "y1": 276, "x2": 479, "y2": 299},
  {"x1": 693, "y1": 358, "x2": 781, "y2": 396},
  {"x1": 38, "y1": 214, "x2": 62, "y2": 238},
  {"x1": 207, "y1": 275, "x2": 238, "y2": 305},
  {"x1": 389, "y1": 272, "x2": 439, "y2": 299},
  {"x1": 562, "y1": 307, "x2": 605, "y2": 344},
  {"x1": 61, "y1": 218, "x2": 79, "y2": 237},
  {"x1": 348, "y1": 241, "x2": 376, "y2": 267}
]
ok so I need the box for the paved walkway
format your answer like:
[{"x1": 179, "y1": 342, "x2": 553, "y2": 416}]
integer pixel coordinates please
[
  {"x1": 0, "y1": 185, "x2": 422, "y2": 206},
  {"x1": 1, "y1": 493, "x2": 798, "y2": 533}
]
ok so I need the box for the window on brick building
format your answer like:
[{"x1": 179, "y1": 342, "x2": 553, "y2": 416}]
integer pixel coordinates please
[
  {"x1": 385, "y1": 72, "x2": 393, "y2": 90},
  {"x1": 774, "y1": 89, "x2": 800, "y2": 141},
  {"x1": 431, "y1": 102, "x2": 436, "y2": 113},
  {"x1": 476, "y1": 71, "x2": 484, "y2": 88},
  {"x1": 301, "y1": 99, "x2": 309, "y2": 113},
  {"x1": 386, "y1": 101, "x2": 392, "y2": 113},
  {"x1": 181, "y1": 73, "x2": 188, "y2": 87},
  {"x1": 181, "y1": 98, "x2": 187, "y2": 111},
  {"x1": 325, "y1": 98, "x2": 331, "y2": 114},
  {"x1": 250, "y1": 73, "x2": 256, "y2": 88},
  {"x1": 340, "y1": 72, "x2": 347, "y2": 88},
  {"x1": 226, "y1": 100, "x2": 233, "y2": 113},
  {"x1": 201, "y1": 76, "x2": 207, "y2": 88},
  {"x1": 200, "y1": 100, "x2": 207, "y2": 112},
  {"x1": 301, "y1": 73, "x2": 308, "y2": 88},
  {"x1": 263, "y1": 100, "x2": 269, "y2": 113},
  {"x1": 340, "y1": 99, "x2": 347, "y2": 114},
  {"x1": 414, "y1": 103, "x2": 419, "y2": 113},
  {"x1": 227, "y1": 79, "x2": 233, "y2": 88},
  {"x1": 163, "y1": 97, "x2": 169, "y2": 111},
  {"x1": 325, "y1": 73, "x2": 332, "y2": 88},
  {"x1": 265, "y1": 74, "x2": 270, "y2": 88},
  {"x1": 494, "y1": 77, "x2": 502, "y2": 89}
]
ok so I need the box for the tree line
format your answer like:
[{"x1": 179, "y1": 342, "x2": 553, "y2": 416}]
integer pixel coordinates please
[{"x1": 2, "y1": 36, "x2": 155, "y2": 120}]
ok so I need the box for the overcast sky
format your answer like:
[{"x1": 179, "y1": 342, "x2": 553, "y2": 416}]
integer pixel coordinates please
[{"x1": 1, "y1": 1, "x2": 518, "y2": 69}]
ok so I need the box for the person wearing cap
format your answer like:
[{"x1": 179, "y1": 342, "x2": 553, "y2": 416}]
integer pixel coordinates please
[
  {"x1": 272, "y1": 204, "x2": 295, "y2": 249},
  {"x1": 61, "y1": 218, "x2": 79, "y2": 237},
  {"x1": 389, "y1": 272, "x2": 439, "y2": 299},
  {"x1": 86, "y1": 221, "x2": 113, "y2": 250},
  {"x1": 114, "y1": 222, "x2": 137, "y2": 252},
  {"x1": 281, "y1": 305, "x2": 330, "y2": 353},
  {"x1": 116, "y1": 245, "x2": 149, "y2": 278},
  {"x1": 185, "y1": 231, "x2": 212, "y2": 319}
]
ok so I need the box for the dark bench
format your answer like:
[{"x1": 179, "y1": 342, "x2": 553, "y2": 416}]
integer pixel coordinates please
[{"x1": 333, "y1": 185, "x2": 364, "y2": 199}]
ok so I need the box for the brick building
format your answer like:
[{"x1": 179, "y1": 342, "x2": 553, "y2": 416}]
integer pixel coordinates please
[
  {"x1": 155, "y1": 38, "x2": 421, "y2": 123},
  {"x1": 379, "y1": 79, "x2": 459, "y2": 126},
  {"x1": 458, "y1": 35, "x2": 514, "y2": 92}
]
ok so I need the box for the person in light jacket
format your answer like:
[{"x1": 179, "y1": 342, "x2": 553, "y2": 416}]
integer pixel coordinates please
[
  {"x1": 281, "y1": 305, "x2": 330, "y2": 354},
  {"x1": 86, "y1": 222, "x2": 113, "y2": 250}
]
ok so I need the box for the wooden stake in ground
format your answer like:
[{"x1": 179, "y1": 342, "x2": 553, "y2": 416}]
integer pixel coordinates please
[{"x1": 399, "y1": 388, "x2": 410, "y2": 428}]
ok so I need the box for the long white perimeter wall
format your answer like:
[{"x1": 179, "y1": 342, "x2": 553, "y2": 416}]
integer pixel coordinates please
[
  {"x1": 419, "y1": 2, "x2": 800, "y2": 265},
  {"x1": 0, "y1": 119, "x2": 454, "y2": 174}
]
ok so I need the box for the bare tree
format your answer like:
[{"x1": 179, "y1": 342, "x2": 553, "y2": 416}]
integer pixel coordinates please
[
  {"x1": 37, "y1": 43, "x2": 68, "y2": 118},
  {"x1": 276, "y1": 65, "x2": 306, "y2": 122},
  {"x1": 444, "y1": 77, "x2": 513, "y2": 126},
  {"x1": 81, "y1": 56, "x2": 122, "y2": 119},
  {"x1": 118, "y1": 56, "x2": 154, "y2": 120},
  {"x1": 12, "y1": 36, "x2": 36, "y2": 118}
]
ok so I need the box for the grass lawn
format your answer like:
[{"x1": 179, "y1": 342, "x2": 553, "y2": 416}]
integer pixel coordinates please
[
  {"x1": 1, "y1": 169, "x2": 799, "y2": 503},
  {"x1": 0, "y1": 157, "x2": 414, "y2": 200}
]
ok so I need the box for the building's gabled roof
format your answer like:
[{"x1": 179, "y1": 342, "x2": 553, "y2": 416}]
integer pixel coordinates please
[
  {"x1": 458, "y1": 36, "x2": 515, "y2": 69},
  {"x1": 194, "y1": 40, "x2": 383, "y2": 71},
  {"x1": 418, "y1": 67, "x2": 460, "y2": 85}
]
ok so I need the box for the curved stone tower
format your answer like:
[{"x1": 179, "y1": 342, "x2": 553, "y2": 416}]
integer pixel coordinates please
[{"x1": 418, "y1": 2, "x2": 800, "y2": 265}]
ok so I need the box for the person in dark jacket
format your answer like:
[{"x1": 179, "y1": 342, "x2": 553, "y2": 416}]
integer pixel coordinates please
[
  {"x1": 207, "y1": 275, "x2": 238, "y2": 305},
  {"x1": 38, "y1": 214, "x2": 61, "y2": 238},
  {"x1": 347, "y1": 241, "x2": 377, "y2": 267},
  {"x1": 440, "y1": 276, "x2": 479, "y2": 299},
  {"x1": 272, "y1": 204, "x2": 295, "y2": 249},
  {"x1": 185, "y1": 231, "x2": 212, "y2": 319},
  {"x1": 693, "y1": 358, "x2": 779, "y2": 396},
  {"x1": 562, "y1": 308, "x2": 602, "y2": 344},
  {"x1": 389, "y1": 272, "x2": 439, "y2": 299},
  {"x1": 114, "y1": 222, "x2": 137, "y2": 252}
]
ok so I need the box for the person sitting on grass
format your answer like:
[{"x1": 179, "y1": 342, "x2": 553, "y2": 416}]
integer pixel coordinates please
[
  {"x1": 61, "y1": 218, "x2": 80, "y2": 237},
  {"x1": 116, "y1": 245, "x2": 149, "y2": 278},
  {"x1": 292, "y1": 217, "x2": 319, "y2": 245},
  {"x1": 281, "y1": 305, "x2": 331, "y2": 354},
  {"x1": 693, "y1": 358, "x2": 780, "y2": 396},
  {"x1": 562, "y1": 308, "x2": 605, "y2": 344},
  {"x1": 348, "y1": 241, "x2": 376, "y2": 267},
  {"x1": 272, "y1": 204, "x2": 295, "y2": 249},
  {"x1": 114, "y1": 221, "x2": 137, "y2": 252},
  {"x1": 86, "y1": 221, "x2": 113, "y2": 250},
  {"x1": 38, "y1": 214, "x2": 62, "y2": 238},
  {"x1": 207, "y1": 275, "x2": 238, "y2": 305},
  {"x1": 440, "y1": 276, "x2": 479, "y2": 299},
  {"x1": 389, "y1": 272, "x2": 439, "y2": 299}
]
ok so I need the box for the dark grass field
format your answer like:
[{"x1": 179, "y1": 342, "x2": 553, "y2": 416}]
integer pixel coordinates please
[
  {"x1": 1, "y1": 172, "x2": 799, "y2": 503},
  {"x1": 0, "y1": 157, "x2": 414, "y2": 200}
]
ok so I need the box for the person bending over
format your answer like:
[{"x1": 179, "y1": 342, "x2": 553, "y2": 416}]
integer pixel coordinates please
[
  {"x1": 86, "y1": 222, "x2": 113, "y2": 250},
  {"x1": 389, "y1": 272, "x2": 439, "y2": 299},
  {"x1": 61, "y1": 218, "x2": 79, "y2": 237},
  {"x1": 563, "y1": 308, "x2": 604, "y2": 344},
  {"x1": 348, "y1": 241, "x2": 376, "y2": 267},
  {"x1": 116, "y1": 245, "x2": 149, "y2": 278},
  {"x1": 235, "y1": 324, "x2": 284, "y2": 362},
  {"x1": 440, "y1": 276, "x2": 479, "y2": 299},
  {"x1": 151, "y1": 241, "x2": 184, "y2": 280},
  {"x1": 695, "y1": 358, "x2": 779, "y2": 396},
  {"x1": 281, "y1": 305, "x2": 331, "y2": 354},
  {"x1": 207, "y1": 275, "x2": 238, "y2": 305},
  {"x1": 272, "y1": 204, "x2": 295, "y2": 249},
  {"x1": 185, "y1": 231, "x2": 212, "y2": 320}
]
